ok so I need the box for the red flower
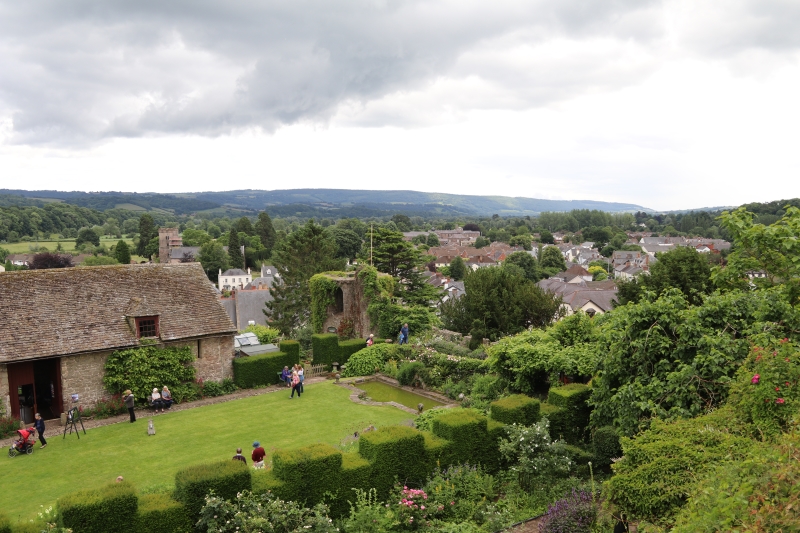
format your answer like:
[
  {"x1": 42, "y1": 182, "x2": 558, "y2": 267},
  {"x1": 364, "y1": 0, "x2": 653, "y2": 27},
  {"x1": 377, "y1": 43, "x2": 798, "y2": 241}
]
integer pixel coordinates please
[
  {"x1": 776, "y1": 387, "x2": 781, "y2": 391},
  {"x1": 776, "y1": 398, "x2": 785, "y2": 404}
]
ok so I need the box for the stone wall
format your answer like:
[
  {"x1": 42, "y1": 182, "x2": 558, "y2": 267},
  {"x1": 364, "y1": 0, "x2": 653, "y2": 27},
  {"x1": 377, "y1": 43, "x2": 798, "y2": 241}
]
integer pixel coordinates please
[
  {"x1": 60, "y1": 351, "x2": 112, "y2": 411},
  {"x1": 321, "y1": 277, "x2": 374, "y2": 339},
  {"x1": 0, "y1": 364, "x2": 10, "y2": 417},
  {"x1": 194, "y1": 335, "x2": 235, "y2": 382}
]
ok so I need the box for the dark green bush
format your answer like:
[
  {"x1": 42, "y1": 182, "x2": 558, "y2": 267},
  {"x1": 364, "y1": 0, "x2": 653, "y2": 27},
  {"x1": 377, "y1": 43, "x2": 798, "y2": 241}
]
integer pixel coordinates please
[
  {"x1": 562, "y1": 444, "x2": 595, "y2": 477},
  {"x1": 59, "y1": 480, "x2": 138, "y2": 533},
  {"x1": 592, "y1": 426, "x2": 621, "y2": 467},
  {"x1": 358, "y1": 425, "x2": 428, "y2": 497},
  {"x1": 312, "y1": 334, "x2": 340, "y2": 369},
  {"x1": 396, "y1": 361, "x2": 426, "y2": 386},
  {"x1": 279, "y1": 340, "x2": 301, "y2": 361},
  {"x1": 232, "y1": 351, "x2": 299, "y2": 388},
  {"x1": 432, "y1": 409, "x2": 498, "y2": 471},
  {"x1": 339, "y1": 339, "x2": 367, "y2": 365},
  {"x1": 547, "y1": 384, "x2": 592, "y2": 444},
  {"x1": 272, "y1": 443, "x2": 343, "y2": 506},
  {"x1": 490, "y1": 394, "x2": 541, "y2": 426},
  {"x1": 201, "y1": 380, "x2": 224, "y2": 397},
  {"x1": 103, "y1": 345, "x2": 196, "y2": 404},
  {"x1": 220, "y1": 378, "x2": 237, "y2": 395},
  {"x1": 136, "y1": 494, "x2": 192, "y2": 533},
  {"x1": 174, "y1": 460, "x2": 251, "y2": 520},
  {"x1": 374, "y1": 303, "x2": 436, "y2": 339},
  {"x1": 540, "y1": 403, "x2": 569, "y2": 442}
]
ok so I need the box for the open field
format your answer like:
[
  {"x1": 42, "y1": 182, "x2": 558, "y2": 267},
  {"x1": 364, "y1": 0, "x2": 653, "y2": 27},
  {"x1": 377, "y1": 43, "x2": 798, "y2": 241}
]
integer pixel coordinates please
[
  {"x1": 0, "y1": 381, "x2": 413, "y2": 522},
  {"x1": 2, "y1": 237, "x2": 134, "y2": 254}
]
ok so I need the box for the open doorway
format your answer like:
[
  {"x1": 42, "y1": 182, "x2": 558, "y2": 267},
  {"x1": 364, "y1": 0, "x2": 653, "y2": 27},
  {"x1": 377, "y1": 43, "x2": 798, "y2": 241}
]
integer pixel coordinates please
[{"x1": 8, "y1": 359, "x2": 63, "y2": 423}]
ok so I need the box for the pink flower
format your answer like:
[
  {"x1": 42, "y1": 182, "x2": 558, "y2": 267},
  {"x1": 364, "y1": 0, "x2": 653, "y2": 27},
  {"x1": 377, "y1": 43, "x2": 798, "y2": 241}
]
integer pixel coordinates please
[
  {"x1": 776, "y1": 398, "x2": 785, "y2": 404},
  {"x1": 421, "y1": 505, "x2": 425, "y2": 510},
  {"x1": 776, "y1": 387, "x2": 781, "y2": 391},
  {"x1": 751, "y1": 374, "x2": 760, "y2": 384},
  {"x1": 450, "y1": 501, "x2": 455, "y2": 505}
]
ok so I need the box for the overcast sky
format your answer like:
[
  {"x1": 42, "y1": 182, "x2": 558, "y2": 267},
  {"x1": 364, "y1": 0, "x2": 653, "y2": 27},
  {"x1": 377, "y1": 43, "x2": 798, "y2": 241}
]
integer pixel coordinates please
[{"x1": 1, "y1": 0, "x2": 799, "y2": 211}]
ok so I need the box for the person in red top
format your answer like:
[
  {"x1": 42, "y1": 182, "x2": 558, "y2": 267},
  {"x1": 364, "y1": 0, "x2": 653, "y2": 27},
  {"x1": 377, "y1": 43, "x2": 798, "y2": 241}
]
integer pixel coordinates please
[{"x1": 251, "y1": 441, "x2": 266, "y2": 468}]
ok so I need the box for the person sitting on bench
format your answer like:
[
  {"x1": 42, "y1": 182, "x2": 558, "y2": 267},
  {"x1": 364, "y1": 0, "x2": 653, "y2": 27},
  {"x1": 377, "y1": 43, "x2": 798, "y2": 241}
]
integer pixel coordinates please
[{"x1": 150, "y1": 388, "x2": 164, "y2": 413}]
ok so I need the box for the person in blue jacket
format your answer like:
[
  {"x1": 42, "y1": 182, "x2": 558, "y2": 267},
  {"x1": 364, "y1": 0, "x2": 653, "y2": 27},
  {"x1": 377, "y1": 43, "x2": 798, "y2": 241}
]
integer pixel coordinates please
[
  {"x1": 399, "y1": 323, "x2": 409, "y2": 345},
  {"x1": 32, "y1": 413, "x2": 47, "y2": 448},
  {"x1": 281, "y1": 366, "x2": 292, "y2": 387}
]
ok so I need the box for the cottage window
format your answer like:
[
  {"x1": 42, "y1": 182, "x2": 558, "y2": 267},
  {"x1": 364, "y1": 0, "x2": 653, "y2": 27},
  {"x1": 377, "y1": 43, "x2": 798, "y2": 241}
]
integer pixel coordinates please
[{"x1": 135, "y1": 316, "x2": 159, "y2": 338}]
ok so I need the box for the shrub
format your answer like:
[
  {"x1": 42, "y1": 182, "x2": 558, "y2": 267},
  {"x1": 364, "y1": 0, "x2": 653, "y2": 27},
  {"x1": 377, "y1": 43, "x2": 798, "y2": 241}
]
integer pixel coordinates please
[
  {"x1": 201, "y1": 380, "x2": 224, "y2": 397},
  {"x1": 490, "y1": 395, "x2": 540, "y2": 426},
  {"x1": 540, "y1": 403, "x2": 569, "y2": 443},
  {"x1": 592, "y1": 426, "x2": 621, "y2": 467},
  {"x1": 0, "y1": 513, "x2": 9, "y2": 533},
  {"x1": 423, "y1": 464, "x2": 497, "y2": 524},
  {"x1": 414, "y1": 407, "x2": 450, "y2": 432},
  {"x1": 604, "y1": 407, "x2": 755, "y2": 526},
  {"x1": 103, "y1": 345, "x2": 196, "y2": 404},
  {"x1": 358, "y1": 426, "x2": 428, "y2": 497},
  {"x1": 174, "y1": 460, "x2": 252, "y2": 520},
  {"x1": 547, "y1": 384, "x2": 592, "y2": 444},
  {"x1": 374, "y1": 302, "x2": 437, "y2": 339},
  {"x1": 272, "y1": 443, "x2": 343, "y2": 507},
  {"x1": 429, "y1": 339, "x2": 473, "y2": 358},
  {"x1": 497, "y1": 421, "x2": 572, "y2": 490},
  {"x1": 396, "y1": 361, "x2": 427, "y2": 387},
  {"x1": 243, "y1": 324, "x2": 281, "y2": 344},
  {"x1": 83, "y1": 394, "x2": 127, "y2": 419},
  {"x1": 312, "y1": 333, "x2": 340, "y2": 369},
  {"x1": 538, "y1": 488, "x2": 597, "y2": 533},
  {"x1": 727, "y1": 341, "x2": 800, "y2": 438},
  {"x1": 58, "y1": 480, "x2": 138, "y2": 533},
  {"x1": 196, "y1": 490, "x2": 338, "y2": 533},
  {"x1": 342, "y1": 347, "x2": 390, "y2": 377},
  {"x1": 432, "y1": 409, "x2": 498, "y2": 471},
  {"x1": 470, "y1": 374, "x2": 505, "y2": 402},
  {"x1": 220, "y1": 378, "x2": 237, "y2": 395},
  {"x1": 0, "y1": 415, "x2": 19, "y2": 439},
  {"x1": 339, "y1": 338, "x2": 367, "y2": 365},
  {"x1": 279, "y1": 340, "x2": 301, "y2": 361},
  {"x1": 232, "y1": 350, "x2": 299, "y2": 388},
  {"x1": 136, "y1": 494, "x2": 192, "y2": 533},
  {"x1": 561, "y1": 444, "x2": 594, "y2": 477}
]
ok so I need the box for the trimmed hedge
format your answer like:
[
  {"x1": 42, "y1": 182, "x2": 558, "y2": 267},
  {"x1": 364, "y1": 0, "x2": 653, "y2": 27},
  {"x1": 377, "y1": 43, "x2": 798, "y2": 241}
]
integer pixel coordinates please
[
  {"x1": 487, "y1": 418, "x2": 507, "y2": 445},
  {"x1": 174, "y1": 460, "x2": 251, "y2": 520},
  {"x1": 339, "y1": 338, "x2": 367, "y2": 365},
  {"x1": 232, "y1": 350, "x2": 299, "y2": 388},
  {"x1": 540, "y1": 403, "x2": 569, "y2": 442},
  {"x1": 58, "y1": 481, "x2": 138, "y2": 533},
  {"x1": 490, "y1": 394, "x2": 541, "y2": 426},
  {"x1": 312, "y1": 334, "x2": 340, "y2": 369},
  {"x1": 421, "y1": 431, "x2": 454, "y2": 469},
  {"x1": 272, "y1": 443, "x2": 343, "y2": 505},
  {"x1": 136, "y1": 494, "x2": 192, "y2": 533},
  {"x1": 359, "y1": 425, "x2": 428, "y2": 497},
  {"x1": 593, "y1": 426, "x2": 622, "y2": 467},
  {"x1": 547, "y1": 384, "x2": 592, "y2": 444},
  {"x1": 251, "y1": 469, "x2": 284, "y2": 495},
  {"x1": 562, "y1": 444, "x2": 594, "y2": 477},
  {"x1": 432, "y1": 409, "x2": 499, "y2": 471},
  {"x1": 279, "y1": 340, "x2": 301, "y2": 361}
]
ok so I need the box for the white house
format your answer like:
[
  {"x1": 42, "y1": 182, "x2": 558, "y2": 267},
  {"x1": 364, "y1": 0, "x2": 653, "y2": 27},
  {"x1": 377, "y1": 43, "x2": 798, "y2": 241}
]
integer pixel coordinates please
[{"x1": 218, "y1": 268, "x2": 252, "y2": 291}]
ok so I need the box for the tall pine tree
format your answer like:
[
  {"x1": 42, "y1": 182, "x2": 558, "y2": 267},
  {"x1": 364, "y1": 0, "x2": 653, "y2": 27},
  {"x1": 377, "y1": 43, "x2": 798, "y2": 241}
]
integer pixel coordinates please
[
  {"x1": 227, "y1": 230, "x2": 244, "y2": 270},
  {"x1": 254, "y1": 211, "x2": 277, "y2": 258},
  {"x1": 136, "y1": 214, "x2": 157, "y2": 256},
  {"x1": 266, "y1": 220, "x2": 345, "y2": 335}
]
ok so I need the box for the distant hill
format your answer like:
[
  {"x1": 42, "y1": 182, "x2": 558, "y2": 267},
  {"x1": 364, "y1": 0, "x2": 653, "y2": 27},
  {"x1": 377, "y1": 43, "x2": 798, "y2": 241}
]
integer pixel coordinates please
[{"x1": 0, "y1": 188, "x2": 651, "y2": 216}]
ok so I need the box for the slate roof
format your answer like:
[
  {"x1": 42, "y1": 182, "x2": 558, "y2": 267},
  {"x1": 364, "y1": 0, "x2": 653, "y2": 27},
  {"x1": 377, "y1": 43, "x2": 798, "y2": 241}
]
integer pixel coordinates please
[
  {"x1": 538, "y1": 278, "x2": 618, "y2": 313},
  {"x1": 0, "y1": 263, "x2": 236, "y2": 363},
  {"x1": 222, "y1": 268, "x2": 249, "y2": 276}
]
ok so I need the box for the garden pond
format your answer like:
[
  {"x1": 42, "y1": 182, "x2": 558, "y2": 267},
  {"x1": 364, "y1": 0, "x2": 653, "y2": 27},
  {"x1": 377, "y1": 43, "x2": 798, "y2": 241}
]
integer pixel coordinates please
[{"x1": 355, "y1": 380, "x2": 445, "y2": 411}]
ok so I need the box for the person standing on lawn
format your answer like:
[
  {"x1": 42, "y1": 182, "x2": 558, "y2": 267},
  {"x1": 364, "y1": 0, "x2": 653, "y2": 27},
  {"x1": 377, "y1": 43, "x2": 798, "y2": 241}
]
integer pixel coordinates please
[
  {"x1": 297, "y1": 364, "x2": 305, "y2": 394},
  {"x1": 32, "y1": 413, "x2": 47, "y2": 449},
  {"x1": 252, "y1": 441, "x2": 266, "y2": 468},
  {"x1": 290, "y1": 370, "x2": 301, "y2": 398},
  {"x1": 123, "y1": 389, "x2": 136, "y2": 423}
]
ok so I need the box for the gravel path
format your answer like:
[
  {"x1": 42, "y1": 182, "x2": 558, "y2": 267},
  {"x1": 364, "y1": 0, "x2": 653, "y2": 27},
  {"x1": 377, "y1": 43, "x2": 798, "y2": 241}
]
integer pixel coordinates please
[{"x1": 1, "y1": 377, "x2": 330, "y2": 448}]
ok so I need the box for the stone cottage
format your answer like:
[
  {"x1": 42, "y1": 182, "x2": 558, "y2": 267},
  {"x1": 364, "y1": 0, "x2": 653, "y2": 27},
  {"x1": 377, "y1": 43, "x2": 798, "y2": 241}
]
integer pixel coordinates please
[{"x1": 0, "y1": 263, "x2": 237, "y2": 424}]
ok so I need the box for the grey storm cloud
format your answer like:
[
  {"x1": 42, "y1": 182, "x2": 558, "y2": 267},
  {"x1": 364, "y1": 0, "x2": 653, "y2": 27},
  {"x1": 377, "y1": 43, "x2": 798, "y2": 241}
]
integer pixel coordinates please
[{"x1": 0, "y1": 0, "x2": 797, "y2": 146}]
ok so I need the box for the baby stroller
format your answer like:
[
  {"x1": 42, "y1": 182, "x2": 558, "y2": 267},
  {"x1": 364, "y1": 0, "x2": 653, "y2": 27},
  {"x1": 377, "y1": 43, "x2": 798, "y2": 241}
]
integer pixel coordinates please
[{"x1": 8, "y1": 428, "x2": 37, "y2": 457}]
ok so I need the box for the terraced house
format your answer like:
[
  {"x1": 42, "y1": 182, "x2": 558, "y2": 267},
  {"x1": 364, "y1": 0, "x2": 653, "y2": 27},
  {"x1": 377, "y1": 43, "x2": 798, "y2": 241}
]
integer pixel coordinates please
[{"x1": 0, "y1": 263, "x2": 236, "y2": 424}]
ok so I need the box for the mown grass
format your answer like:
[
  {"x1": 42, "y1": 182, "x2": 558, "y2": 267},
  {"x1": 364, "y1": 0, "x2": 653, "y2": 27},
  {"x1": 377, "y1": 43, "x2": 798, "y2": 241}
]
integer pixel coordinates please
[
  {"x1": 2, "y1": 237, "x2": 134, "y2": 255},
  {"x1": 0, "y1": 381, "x2": 412, "y2": 522}
]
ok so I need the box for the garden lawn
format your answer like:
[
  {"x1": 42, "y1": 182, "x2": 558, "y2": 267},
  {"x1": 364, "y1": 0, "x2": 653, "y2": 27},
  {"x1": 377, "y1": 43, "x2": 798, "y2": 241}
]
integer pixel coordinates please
[
  {"x1": 0, "y1": 381, "x2": 413, "y2": 522},
  {"x1": 3, "y1": 237, "x2": 135, "y2": 255}
]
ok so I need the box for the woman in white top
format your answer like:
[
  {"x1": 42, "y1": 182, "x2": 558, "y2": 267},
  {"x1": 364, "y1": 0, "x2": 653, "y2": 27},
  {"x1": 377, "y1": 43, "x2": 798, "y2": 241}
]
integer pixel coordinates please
[{"x1": 151, "y1": 388, "x2": 163, "y2": 413}]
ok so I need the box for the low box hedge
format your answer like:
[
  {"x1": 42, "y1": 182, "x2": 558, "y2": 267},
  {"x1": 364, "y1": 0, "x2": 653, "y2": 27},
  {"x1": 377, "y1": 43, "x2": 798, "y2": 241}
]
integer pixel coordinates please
[
  {"x1": 312, "y1": 334, "x2": 340, "y2": 369},
  {"x1": 272, "y1": 443, "x2": 343, "y2": 505},
  {"x1": 338, "y1": 338, "x2": 367, "y2": 365},
  {"x1": 174, "y1": 460, "x2": 251, "y2": 520},
  {"x1": 432, "y1": 409, "x2": 499, "y2": 471},
  {"x1": 593, "y1": 425, "x2": 622, "y2": 466},
  {"x1": 547, "y1": 384, "x2": 592, "y2": 444},
  {"x1": 421, "y1": 431, "x2": 455, "y2": 470},
  {"x1": 490, "y1": 394, "x2": 541, "y2": 426},
  {"x1": 540, "y1": 403, "x2": 569, "y2": 442},
  {"x1": 359, "y1": 425, "x2": 428, "y2": 497},
  {"x1": 136, "y1": 494, "x2": 192, "y2": 533},
  {"x1": 337, "y1": 453, "x2": 373, "y2": 516},
  {"x1": 279, "y1": 340, "x2": 301, "y2": 361},
  {"x1": 251, "y1": 469, "x2": 284, "y2": 495},
  {"x1": 58, "y1": 480, "x2": 138, "y2": 533},
  {"x1": 233, "y1": 350, "x2": 298, "y2": 388}
]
